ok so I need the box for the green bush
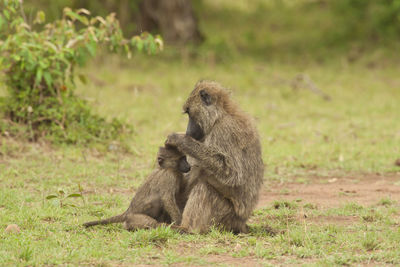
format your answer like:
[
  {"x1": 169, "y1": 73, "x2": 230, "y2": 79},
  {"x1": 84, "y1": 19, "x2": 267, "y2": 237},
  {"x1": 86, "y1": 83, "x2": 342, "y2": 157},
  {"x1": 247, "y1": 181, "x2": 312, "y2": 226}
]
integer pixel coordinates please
[
  {"x1": 23, "y1": 0, "x2": 141, "y2": 35},
  {"x1": 0, "y1": 0, "x2": 162, "y2": 144}
]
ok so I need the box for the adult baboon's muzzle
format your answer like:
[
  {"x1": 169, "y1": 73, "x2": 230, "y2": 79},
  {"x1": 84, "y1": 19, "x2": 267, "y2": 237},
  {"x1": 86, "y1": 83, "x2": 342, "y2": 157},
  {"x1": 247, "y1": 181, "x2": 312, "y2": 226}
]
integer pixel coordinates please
[{"x1": 186, "y1": 116, "x2": 204, "y2": 141}]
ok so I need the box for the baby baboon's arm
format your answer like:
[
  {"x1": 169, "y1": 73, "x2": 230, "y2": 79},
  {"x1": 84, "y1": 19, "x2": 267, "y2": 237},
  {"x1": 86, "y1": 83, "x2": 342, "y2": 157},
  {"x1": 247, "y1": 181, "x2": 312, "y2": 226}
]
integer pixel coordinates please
[
  {"x1": 161, "y1": 193, "x2": 182, "y2": 224},
  {"x1": 166, "y1": 134, "x2": 244, "y2": 187}
]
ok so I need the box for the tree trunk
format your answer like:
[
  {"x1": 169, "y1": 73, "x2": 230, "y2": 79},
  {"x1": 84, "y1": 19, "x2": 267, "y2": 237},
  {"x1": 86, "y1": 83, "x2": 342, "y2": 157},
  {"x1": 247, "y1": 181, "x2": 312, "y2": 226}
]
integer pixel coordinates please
[{"x1": 138, "y1": 0, "x2": 203, "y2": 44}]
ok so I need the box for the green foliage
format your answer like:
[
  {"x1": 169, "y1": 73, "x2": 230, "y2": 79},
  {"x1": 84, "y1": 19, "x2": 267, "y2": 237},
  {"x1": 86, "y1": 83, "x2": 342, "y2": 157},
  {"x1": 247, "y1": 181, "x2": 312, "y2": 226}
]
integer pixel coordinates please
[
  {"x1": 0, "y1": 0, "x2": 162, "y2": 144},
  {"x1": 9, "y1": 0, "x2": 400, "y2": 64},
  {"x1": 23, "y1": 0, "x2": 141, "y2": 35},
  {"x1": 330, "y1": 0, "x2": 400, "y2": 44}
]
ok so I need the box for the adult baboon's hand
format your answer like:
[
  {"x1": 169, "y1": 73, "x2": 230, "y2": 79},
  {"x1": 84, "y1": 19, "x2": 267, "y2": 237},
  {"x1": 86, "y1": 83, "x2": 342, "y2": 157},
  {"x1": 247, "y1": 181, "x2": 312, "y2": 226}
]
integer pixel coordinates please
[{"x1": 165, "y1": 132, "x2": 186, "y2": 147}]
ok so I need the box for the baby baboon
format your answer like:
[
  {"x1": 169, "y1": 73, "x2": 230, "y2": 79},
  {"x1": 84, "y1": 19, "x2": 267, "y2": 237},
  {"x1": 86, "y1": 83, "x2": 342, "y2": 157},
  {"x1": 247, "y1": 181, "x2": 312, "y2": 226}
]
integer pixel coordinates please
[
  {"x1": 166, "y1": 80, "x2": 264, "y2": 234},
  {"x1": 83, "y1": 146, "x2": 190, "y2": 230}
]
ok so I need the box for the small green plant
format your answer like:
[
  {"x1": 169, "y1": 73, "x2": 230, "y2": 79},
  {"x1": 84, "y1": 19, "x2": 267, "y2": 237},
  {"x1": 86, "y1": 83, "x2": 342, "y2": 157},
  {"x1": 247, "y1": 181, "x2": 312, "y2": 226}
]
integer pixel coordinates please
[
  {"x1": 377, "y1": 197, "x2": 395, "y2": 206},
  {"x1": 45, "y1": 187, "x2": 84, "y2": 208},
  {"x1": 273, "y1": 200, "x2": 298, "y2": 210},
  {"x1": 0, "y1": 0, "x2": 162, "y2": 144},
  {"x1": 362, "y1": 232, "x2": 380, "y2": 251},
  {"x1": 19, "y1": 246, "x2": 33, "y2": 262},
  {"x1": 361, "y1": 209, "x2": 383, "y2": 222},
  {"x1": 248, "y1": 224, "x2": 278, "y2": 237},
  {"x1": 288, "y1": 230, "x2": 304, "y2": 247},
  {"x1": 303, "y1": 203, "x2": 318, "y2": 210}
]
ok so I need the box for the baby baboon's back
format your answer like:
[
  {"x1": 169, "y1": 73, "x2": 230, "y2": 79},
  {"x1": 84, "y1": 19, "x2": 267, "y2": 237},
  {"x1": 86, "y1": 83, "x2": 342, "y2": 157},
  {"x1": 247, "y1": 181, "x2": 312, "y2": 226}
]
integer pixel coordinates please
[{"x1": 83, "y1": 146, "x2": 190, "y2": 230}]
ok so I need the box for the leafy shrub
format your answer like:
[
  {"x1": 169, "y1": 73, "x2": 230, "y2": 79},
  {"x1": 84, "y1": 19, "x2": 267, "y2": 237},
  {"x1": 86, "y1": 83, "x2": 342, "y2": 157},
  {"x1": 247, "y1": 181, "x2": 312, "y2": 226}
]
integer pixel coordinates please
[
  {"x1": 23, "y1": 0, "x2": 141, "y2": 35},
  {"x1": 0, "y1": 0, "x2": 162, "y2": 144}
]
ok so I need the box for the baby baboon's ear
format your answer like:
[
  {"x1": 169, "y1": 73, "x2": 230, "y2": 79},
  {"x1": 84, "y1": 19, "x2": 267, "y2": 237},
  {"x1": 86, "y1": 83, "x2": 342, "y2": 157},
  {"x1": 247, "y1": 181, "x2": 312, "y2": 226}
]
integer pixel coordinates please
[{"x1": 199, "y1": 90, "x2": 212, "y2": 106}]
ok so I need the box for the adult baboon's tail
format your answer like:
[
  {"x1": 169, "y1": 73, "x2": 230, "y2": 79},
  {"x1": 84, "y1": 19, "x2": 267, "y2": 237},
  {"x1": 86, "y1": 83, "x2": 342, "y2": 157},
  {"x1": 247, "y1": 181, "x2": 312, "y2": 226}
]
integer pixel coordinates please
[{"x1": 83, "y1": 213, "x2": 125, "y2": 227}]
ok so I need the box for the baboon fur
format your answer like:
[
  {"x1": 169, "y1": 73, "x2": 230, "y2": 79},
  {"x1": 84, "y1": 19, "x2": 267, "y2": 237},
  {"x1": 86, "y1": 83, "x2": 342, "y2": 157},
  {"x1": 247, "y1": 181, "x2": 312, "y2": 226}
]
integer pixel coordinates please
[
  {"x1": 83, "y1": 146, "x2": 190, "y2": 230},
  {"x1": 166, "y1": 80, "x2": 264, "y2": 234}
]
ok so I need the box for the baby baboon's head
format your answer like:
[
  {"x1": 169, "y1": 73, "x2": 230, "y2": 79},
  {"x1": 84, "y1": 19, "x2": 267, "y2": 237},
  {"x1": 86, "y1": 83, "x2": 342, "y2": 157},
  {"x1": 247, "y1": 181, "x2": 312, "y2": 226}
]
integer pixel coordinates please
[{"x1": 157, "y1": 146, "x2": 191, "y2": 173}]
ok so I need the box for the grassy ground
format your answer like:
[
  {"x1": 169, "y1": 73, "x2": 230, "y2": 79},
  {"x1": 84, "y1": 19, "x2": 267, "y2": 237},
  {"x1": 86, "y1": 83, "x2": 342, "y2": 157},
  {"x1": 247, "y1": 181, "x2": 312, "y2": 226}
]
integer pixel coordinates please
[
  {"x1": 1, "y1": 55, "x2": 399, "y2": 266},
  {"x1": 1, "y1": 1, "x2": 400, "y2": 265}
]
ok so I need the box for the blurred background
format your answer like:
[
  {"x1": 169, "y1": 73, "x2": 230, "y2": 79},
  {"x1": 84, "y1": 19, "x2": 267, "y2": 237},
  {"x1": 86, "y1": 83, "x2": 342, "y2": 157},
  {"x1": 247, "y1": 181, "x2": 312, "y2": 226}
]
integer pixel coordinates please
[
  {"x1": 2, "y1": 0, "x2": 400, "y2": 175},
  {"x1": 23, "y1": 0, "x2": 400, "y2": 62}
]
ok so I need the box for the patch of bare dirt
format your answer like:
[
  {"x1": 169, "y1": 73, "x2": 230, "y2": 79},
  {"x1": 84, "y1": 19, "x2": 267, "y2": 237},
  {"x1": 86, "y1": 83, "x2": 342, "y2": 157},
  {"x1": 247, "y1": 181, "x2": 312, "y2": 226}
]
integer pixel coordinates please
[
  {"x1": 204, "y1": 254, "x2": 263, "y2": 267},
  {"x1": 258, "y1": 174, "x2": 400, "y2": 209},
  {"x1": 307, "y1": 215, "x2": 359, "y2": 225},
  {"x1": 173, "y1": 242, "x2": 266, "y2": 267}
]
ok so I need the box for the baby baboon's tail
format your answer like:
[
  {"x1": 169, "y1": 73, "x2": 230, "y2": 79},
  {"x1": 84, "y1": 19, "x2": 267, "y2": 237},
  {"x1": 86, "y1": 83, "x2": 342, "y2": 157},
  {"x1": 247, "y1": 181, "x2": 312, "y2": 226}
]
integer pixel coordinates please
[{"x1": 83, "y1": 213, "x2": 125, "y2": 227}]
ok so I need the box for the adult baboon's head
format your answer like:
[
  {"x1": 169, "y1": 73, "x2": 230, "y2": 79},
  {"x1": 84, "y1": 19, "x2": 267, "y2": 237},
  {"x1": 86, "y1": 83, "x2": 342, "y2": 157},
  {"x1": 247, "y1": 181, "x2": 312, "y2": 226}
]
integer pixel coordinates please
[{"x1": 182, "y1": 80, "x2": 236, "y2": 141}]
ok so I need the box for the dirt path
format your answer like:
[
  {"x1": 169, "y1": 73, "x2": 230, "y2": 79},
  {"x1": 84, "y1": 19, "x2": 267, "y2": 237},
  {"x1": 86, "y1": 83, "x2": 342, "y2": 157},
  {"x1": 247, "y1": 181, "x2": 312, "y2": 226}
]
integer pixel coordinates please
[{"x1": 258, "y1": 174, "x2": 400, "y2": 209}]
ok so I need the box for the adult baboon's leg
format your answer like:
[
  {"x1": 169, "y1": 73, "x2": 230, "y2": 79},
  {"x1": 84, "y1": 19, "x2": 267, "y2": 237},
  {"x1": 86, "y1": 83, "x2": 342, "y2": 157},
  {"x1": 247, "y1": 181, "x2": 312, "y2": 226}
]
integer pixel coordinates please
[
  {"x1": 181, "y1": 182, "x2": 236, "y2": 233},
  {"x1": 220, "y1": 214, "x2": 248, "y2": 234}
]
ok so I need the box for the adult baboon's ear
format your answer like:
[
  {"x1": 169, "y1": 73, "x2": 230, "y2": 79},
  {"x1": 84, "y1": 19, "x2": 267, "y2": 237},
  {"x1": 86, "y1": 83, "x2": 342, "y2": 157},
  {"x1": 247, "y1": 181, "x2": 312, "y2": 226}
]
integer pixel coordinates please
[{"x1": 199, "y1": 90, "x2": 212, "y2": 106}]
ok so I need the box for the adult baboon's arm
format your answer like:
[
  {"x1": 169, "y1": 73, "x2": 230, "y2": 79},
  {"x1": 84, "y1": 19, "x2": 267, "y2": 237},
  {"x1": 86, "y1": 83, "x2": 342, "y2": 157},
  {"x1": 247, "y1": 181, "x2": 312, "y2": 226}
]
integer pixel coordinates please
[{"x1": 166, "y1": 134, "x2": 244, "y2": 187}]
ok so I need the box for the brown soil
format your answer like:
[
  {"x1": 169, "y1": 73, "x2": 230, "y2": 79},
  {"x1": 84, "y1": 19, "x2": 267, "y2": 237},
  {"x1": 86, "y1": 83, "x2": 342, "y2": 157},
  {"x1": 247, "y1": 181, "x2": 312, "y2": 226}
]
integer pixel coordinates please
[
  {"x1": 174, "y1": 242, "x2": 266, "y2": 267},
  {"x1": 199, "y1": 254, "x2": 263, "y2": 267},
  {"x1": 258, "y1": 174, "x2": 400, "y2": 209}
]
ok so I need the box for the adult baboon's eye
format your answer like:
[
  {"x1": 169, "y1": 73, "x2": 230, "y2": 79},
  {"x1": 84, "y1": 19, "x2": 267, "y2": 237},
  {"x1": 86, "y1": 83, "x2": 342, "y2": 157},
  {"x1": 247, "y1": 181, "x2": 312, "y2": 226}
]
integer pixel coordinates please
[
  {"x1": 157, "y1": 157, "x2": 164, "y2": 165},
  {"x1": 199, "y1": 90, "x2": 212, "y2": 106}
]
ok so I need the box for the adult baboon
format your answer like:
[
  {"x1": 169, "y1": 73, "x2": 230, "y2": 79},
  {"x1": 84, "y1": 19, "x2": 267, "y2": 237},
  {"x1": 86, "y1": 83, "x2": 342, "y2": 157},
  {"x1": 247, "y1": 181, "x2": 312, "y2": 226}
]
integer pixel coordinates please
[
  {"x1": 83, "y1": 146, "x2": 190, "y2": 230},
  {"x1": 166, "y1": 80, "x2": 264, "y2": 234}
]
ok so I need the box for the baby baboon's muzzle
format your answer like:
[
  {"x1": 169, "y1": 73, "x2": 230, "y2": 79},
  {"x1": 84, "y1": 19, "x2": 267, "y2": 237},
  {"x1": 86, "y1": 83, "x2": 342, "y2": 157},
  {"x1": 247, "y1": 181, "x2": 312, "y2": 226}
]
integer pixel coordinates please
[{"x1": 179, "y1": 157, "x2": 191, "y2": 173}]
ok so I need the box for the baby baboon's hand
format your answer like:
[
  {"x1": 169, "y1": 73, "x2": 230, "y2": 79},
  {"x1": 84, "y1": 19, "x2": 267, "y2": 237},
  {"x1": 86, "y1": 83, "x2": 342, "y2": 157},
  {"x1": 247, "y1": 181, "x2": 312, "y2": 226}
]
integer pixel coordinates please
[{"x1": 165, "y1": 132, "x2": 186, "y2": 147}]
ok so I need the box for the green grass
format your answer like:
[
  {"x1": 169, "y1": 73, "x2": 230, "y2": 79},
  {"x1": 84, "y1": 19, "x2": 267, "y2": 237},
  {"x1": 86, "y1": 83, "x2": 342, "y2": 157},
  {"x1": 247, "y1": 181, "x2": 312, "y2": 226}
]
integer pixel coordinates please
[
  {"x1": 78, "y1": 55, "x2": 400, "y2": 176},
  {"x1": 1, "y1": 55, "x2": 400, "y2": 265},
  {"x1": 1, "y1": 180, "x2": 400, "y2": 265}
]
